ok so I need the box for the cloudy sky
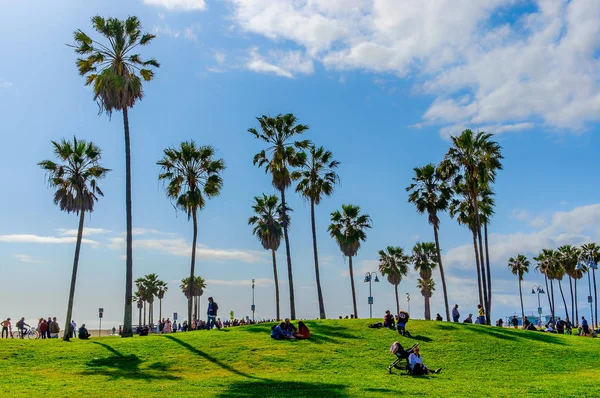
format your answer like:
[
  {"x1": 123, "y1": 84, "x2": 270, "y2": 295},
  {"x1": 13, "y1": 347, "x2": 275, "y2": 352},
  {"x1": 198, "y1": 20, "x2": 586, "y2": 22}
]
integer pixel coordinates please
[{"x1": 1, "y1": 0, "x2": 599, "y2": 328}]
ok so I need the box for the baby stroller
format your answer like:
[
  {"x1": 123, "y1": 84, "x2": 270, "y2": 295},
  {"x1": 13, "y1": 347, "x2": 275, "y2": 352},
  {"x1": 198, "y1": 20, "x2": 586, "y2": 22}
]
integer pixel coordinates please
[{"x1": 388, "y1": 341, "x2": 419, "y2": 374}]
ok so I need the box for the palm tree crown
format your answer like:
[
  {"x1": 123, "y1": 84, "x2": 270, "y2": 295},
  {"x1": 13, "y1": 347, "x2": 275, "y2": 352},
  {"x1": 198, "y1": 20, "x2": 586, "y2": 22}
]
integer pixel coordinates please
[
  {"x1": 248, "y1": 194, "x2": 286, "y2": 251},
  {"x1": 508, "y1": 255, "x2": 530, "y2": 281},
  {"x1": 412, "y1": 242, "x2": 438, "y2": 280},
  {"x1": 292, "y1": 146, "x2": 340, "y2": 204},
  {"x1": 406, "y1": 163, "x2": 451, "y2": 227},
  {"x1": 328, "y1": 205, "x2": 372, "y2": 257},
  {"x1": 378, "y1": 246, "x2": 411, "y2": 286},
  {"x1": 72, "y1": 16, "x2": 159, "y2": 115}
]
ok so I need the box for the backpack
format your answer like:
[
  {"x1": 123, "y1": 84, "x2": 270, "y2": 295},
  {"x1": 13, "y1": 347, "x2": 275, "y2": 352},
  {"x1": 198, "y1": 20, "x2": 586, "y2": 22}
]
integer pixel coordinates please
[
  {"x1": 390, "y1": 341, "x2": 401, "y2": 355},
  {"x1": 16, "y1": 320, "x2": 23, "y2": 329}
]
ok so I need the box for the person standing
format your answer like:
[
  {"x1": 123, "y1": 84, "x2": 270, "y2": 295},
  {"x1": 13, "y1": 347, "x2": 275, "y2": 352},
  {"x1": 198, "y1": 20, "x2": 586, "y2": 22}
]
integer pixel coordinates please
[
  {"x1": 1, "y1": 318, "x2": 11, "y2": 338},
  {"x1": 46, "y1": 317, "x2": 52, "y2": 339},
  {"x1": 39, "y1": 318, "x2": 48, "y2": 339},
  {"x1": 207, "y1": 297, "x2": 220, "y2": 330},
  {"x1": 452, "y1": 304, "x2": 460, "y2": 322},
  {"x1": 477, "y1": 304, "x2": 485, "y2": 325},
  {"x1": 49, "y1": 317, "x2": 60, "y2": 338},
  {"x1": 71, "y1": 320, "x2": 77, "y2": 338}
]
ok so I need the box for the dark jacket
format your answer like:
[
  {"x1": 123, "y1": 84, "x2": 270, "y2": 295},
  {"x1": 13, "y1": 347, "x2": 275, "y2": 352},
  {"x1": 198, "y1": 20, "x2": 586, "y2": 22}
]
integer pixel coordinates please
[{"x1": 207, "y1": 301, "x2": 218, "y2": 316}]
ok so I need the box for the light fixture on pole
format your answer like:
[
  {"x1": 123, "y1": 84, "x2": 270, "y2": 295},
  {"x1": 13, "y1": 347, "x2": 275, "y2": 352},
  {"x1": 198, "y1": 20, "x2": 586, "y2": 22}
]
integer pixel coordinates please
[
  {"x1": 576, "y1": 256, "x2": 597, "y2": 328},
  {"x1": 364, "y1": 272, "x2": 380, "y2": 319},
  {"x1": 531, "y1": 285, "x2": 545, "y2": 325},
  {"x1": 406, "y1": 293, "x2": 411, "y2": 315},
  {"x1": 251, "y1": 278, "x2": 256, "y2": 322}
]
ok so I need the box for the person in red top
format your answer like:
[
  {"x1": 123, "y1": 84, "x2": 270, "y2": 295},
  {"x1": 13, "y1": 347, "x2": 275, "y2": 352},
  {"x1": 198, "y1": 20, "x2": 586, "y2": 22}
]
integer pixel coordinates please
[
  {"x1": 39, "y1": 318, "x2": 48, "y2": 339},
  {"x1": 295, "y1": 321, "x2": 310, "y2": 339}
]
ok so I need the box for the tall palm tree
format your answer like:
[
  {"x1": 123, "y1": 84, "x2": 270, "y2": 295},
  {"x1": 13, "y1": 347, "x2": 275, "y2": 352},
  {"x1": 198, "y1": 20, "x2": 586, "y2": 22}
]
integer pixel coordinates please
[
  {"x1": 478, "y1": 188, "x2": 495, "y2": 313},
  {"x1": 508, "y1": 254, "x2": 530, "y2": 324},
  {"x1": 406, "y1": 163, "x2": 452, "y2": 321},
  {"x1": 133, "y1": 291, "x2": 143, "y2": 326},
  {"x1": 534, "y1": 250, "x2": 555, "y2": 319},
  {"x1": 249, "y1": 114, "x2": 310, "y2": 320},
  {"x1": 136, "y1": 273, "x2": 159, "y2": 326},
  {"x1": 38, "y1": 137, "x2": 110, "y2": 341},
  {"x1": 157, "y1": 280, "x2": 168, "y2": 322},
  {"x1": 328, "y1": 204, "x2": 372, "y2": 319},
  {"x1": 378, "y1": 246, "x2": 410, "y2": 314},
  {"x1": 551, "y1": 253, "x2": 570, "y2": 321},
  {"x1": 412, "y1": 242, "x2": 438, "y2": 320},
  {"x1": 158, "y1": 141, "x2": 225, "y2": 329},
  {"x1": 292, "y1": 146, "x2": 340, "y2": 319},
  {"x1": 558, "y1": 245, "x2": 580, "y2": 325},
  {"x1": 581, "y1": 243, "x2": 599, "y2": 327},
  {"x1": 180, "y1": 276, "x2": 206, "y2": 321},
  {"x1": 443, "y1": 130, "x2": 503, "y2": 324},
  {"x1": 73, "y1": 16, "x2": 159, "y2": 337},
  {"x1": 248, "y1": 194, "x2": 286, "y2": 321}
]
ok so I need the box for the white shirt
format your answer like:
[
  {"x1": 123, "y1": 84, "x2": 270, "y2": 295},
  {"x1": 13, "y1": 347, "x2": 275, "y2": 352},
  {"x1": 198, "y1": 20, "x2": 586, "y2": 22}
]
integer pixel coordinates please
[{"x1": 408, "y1": 353, "x2": 423, "y2": 369}]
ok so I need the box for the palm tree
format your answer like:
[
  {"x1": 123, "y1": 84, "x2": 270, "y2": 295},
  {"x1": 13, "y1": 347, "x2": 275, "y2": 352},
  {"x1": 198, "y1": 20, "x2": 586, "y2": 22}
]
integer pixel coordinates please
[
  {"x1": 406, "y1": 163, "x2": 452, "y2": 321},
  {"x1": 378, "y1": 246, "x2": 410, "y2": 314},
  {"x1": 412, "y1": 242, "x2": 438, "y2": 320},
  {"x1": 38, "y1": 137, "x2": 110, "y2": 341},
  {"x1": 248, "y1": 194, "x2": 286, "y2": 321},
  {"x1": 558, "y1": 245, "x2": 580, "y2": 325},
  {"x1": 157, "y1": 280, "x2": 168, "y2": 322},
  {"x1": 534, "y1": 249, "x2": 555, "y2": 320},
  {"x1": 157, "y1": 141, "x2": 225, "y2": 329},
  {"x1": 249, "y1": 114, "x2": 310, "y2": 320},
  {"x1": 479, "y1": 188, "x2": 495, "y2": 314},
  {"x1": 551, "y1": 253, "x2": 570, "y2": 321},
  {"x1": 73, "y1": 16, "x2": 159, "y2": 337},
  {"x1": 292, "y1": 146, "x2": 340, "y2": 319},
  {"x1": 328, "y1": 204, "x2": 372, "y2": 319},
  {"x1": 443, "y1": 129, "x2": 503, "y2": 325},
  {"x1": 136, "y1": 273, "x2": 159, "y2": 326},
  {"x1": 581, "y1": 243, "x2": 599, "y2": 327},
  {"x1": 180, "y1": 276, "x2": 206, "y2": 321},
  {"x1": 508, "y1": 254, "x2": 530, "y2": 324},
  {"x1": 133, "y1": 291, "x2": 143, "y2": 326}
]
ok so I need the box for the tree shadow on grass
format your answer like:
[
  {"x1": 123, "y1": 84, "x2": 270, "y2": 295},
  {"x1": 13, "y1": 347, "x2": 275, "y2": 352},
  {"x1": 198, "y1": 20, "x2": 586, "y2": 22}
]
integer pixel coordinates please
[
  {"x1": 468, "y1": 326, "x2": 567, "y2": 345},
  {"x1": 408, "y1": 335, "x2": 433, "y2": 342},
  {"x1": 83, "y1": 342, "x2": 179, "y2": 381},
  {"x1": 215, "y1": 379, "x2": 349, "y2": 397},
  {"x1": 162, "y1": 335, "x2": 261, "y2": 380}
]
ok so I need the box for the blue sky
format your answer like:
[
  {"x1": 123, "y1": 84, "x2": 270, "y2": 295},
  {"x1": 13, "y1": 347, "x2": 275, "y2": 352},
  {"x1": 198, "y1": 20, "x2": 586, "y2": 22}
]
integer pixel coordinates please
[{"x1": 1, "y1": 0, "x2": 600, "y2": 329}]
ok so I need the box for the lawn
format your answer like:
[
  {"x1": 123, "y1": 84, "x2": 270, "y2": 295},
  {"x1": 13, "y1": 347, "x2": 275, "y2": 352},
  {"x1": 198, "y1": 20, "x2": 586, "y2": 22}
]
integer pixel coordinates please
[{"x1": 1, "y1": 320, "x2": 598, "y2": 397}]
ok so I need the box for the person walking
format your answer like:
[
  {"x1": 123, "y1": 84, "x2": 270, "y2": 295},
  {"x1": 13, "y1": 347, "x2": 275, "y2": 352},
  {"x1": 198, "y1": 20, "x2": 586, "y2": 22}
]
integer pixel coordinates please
[
  {"x1": 452, "y1": 304, "x2": 460, "y2": 322},
  {"x1": 1, "y1": 318, "x2": 11, "y2": 338},
  {"x1": 207, "y1": 297, "x2": 220, "y2": 330}
]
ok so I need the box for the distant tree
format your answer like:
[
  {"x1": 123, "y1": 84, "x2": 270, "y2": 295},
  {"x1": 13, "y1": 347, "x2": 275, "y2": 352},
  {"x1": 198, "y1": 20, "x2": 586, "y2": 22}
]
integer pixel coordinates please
[
  {"x1": 557, "y1": 245, "x2": 581, "y2": 325},
  {"x1": 378, "y1": 246, "x2": 410, "y2": 314},
  {"x1": 136, "y1": 274, "x2": 160, "y2": 326},
  {"x1": 412, "y1": 242, "x2": 438, "y2": 320},
  {"x1": 38, "y1": 137, "x2": 109, "y2": 341},
  {"x1": 581, "y1": 243, "x2": 599, "y2": 327},
  {"x1": 180, "y1": 276, "x2": 206, "y2": 321},
  {"x1": 72, "y1": 16, "x2": 159, "y2": 337},
  {"x1": 508, "y1": 254, "x2": 530, "y2": 324},
  {"x1": 158, "y1": 141, "x2": 225, "y2": 328},
  {"x1": 249, "y1": 113, "x2": 310, "y2": 320},
  {"x1": 157, "y1": 280, "x2": 168, "y2": 322},
  {"x1": 328, "y1": 204, "x2": 372, "y2": 319},
  {"x1": 248, "y1": 194, "x2": 287, "y2": 321},
  {"x1": 293, "y1": 145, "x2": 340, "y2": 319}
]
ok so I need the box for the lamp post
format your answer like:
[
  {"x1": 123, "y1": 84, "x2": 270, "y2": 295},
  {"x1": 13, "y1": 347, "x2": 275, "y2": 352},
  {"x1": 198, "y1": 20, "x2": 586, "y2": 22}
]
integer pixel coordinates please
[
  {"x1": 406, "y1": 293, "x2": 411, "y2": 315},
  {"x1": 364, "y1": 272, "x2": 379, "y2": 319},
  {"x1": 531, "y1": 285, "x2": 545, "y2": 326},
  {"x1": 251, "y1": 279, "x2": 255, "y2": 322},
  {"x1": 576, "y1": 257, "x2": 597, "y2": 328}
]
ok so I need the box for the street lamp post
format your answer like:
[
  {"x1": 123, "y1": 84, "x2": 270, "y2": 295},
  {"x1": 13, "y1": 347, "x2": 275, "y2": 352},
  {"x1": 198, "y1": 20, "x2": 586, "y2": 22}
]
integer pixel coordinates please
[
  {"x1": 364, "y1": 272, "x2": 379, "y2": 319},
  {"x1": 406, "y1": 293, "x2": 411, "y2": 315},
  {"x1": 251, "y1": 279, "x2": 255, "y2": 322},
  {"x1": 576, "y1": 257, "x2": 597, "y2": 328},
  {"x1": 531, "y1": 285, "x2": 545, "y2": 326}
]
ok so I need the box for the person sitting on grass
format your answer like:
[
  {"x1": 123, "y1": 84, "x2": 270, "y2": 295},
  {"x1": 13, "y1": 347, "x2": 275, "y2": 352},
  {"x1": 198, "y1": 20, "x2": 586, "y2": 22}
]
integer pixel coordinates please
[
  {"x1": 383, "y1": 310, "x2": 395, "y2": 329},
  {"x1": 281, "y1": 318, "x2": 297, "y2": 336},
  {"x1": 435, "y1": 313, "x2": 443, "y2": 321},
  {"x1": 78, "y1": 324, "x2": 91, "y2": 340},
  {"x1": 295, "y1": 321, "x2": 310, "y2": 339},
  {"x1": 408, "y1": 345, "x2": 441, "y2": 375},
  {"x1": 271, "y1": 323, "x2": 294, "y2": 340},
  {"x1": 463, "y1": 314, "x2": 473, "y2": 323}
]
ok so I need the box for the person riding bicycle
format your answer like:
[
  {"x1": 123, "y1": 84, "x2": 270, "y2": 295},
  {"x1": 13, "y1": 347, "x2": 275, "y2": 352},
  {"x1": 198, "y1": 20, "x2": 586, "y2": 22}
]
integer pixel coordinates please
[{"x1": 16, "y1": 317, "x2": 30, "y2": 339}]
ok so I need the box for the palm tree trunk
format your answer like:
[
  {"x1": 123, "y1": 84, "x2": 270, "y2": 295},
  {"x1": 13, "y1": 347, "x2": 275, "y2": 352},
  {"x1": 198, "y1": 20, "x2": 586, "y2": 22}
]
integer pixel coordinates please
[
  {"x1": 518, "y1": 278, "x2": 524, "y2": 324},
  {"x1": 593, "y1": 269, "x2": 597, "y2": 328},
  {"x1": 575, "y1": 278, "x2": 579, "y2": 326},
  {"x1": 188, "y1": 209, "x2": 198, "y2": 327},
  {"x1": 310, "y1": 200, "x2": 326, "y2": 319},
  {"x1": 559, "y1": 279, "x2": 569, "y2": 321},
  {"x1": 143, "y1": 301, "x2": 146, "y2": 326},
  {"x1": 484, "y1": 222, "x2": 492, "y2": 317},
  {"x1": 433, "y1": 225, "x2": 450, "y2": 321},
  {"x1": 280, "y1": 188, "x2": 296, "y2": 320},
  {"x1": 544, "y1": 275, "x2": 552, "y2": 316},
  {"x1": 394, "y1": 284, "x2": 400, "y2": 315},
  {"x1": 122, "y1": 106, "x2": 134, "y2": 338},
  {"x1": 63, "y1": 209, "x2": 86, "y2": 341},
  {"x1": 550, "y1": 279, "x2": 556, "y2": 320},
  {"x1": 569, "y1": 276, "x2": 574, "y2": 324},
  {"x1": 159, "y1": 299, "x2": 162, "y2": 323},
  {"x1": 476, "y1": 226, "x2": 489, "y2": 325},
  {"x1": 349, "y1": 256, "x2": 358, "y2": 319},
  {"x1": 272, "y1": 249, "x2": 281, "y2": 321},
  {"x1": 138, "y1": 305, "x2": 142, "y2": 327},
  {"x1": 471, "y1": 229, "x2": 484, "y2": 307},
  {"x1": 424, "y1": 293, "x2": 431, "y2": 320}
]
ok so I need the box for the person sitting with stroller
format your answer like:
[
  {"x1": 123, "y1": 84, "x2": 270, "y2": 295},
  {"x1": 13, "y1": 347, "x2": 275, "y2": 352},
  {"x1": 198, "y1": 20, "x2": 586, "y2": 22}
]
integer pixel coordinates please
[
  {"x1": 78, "y1": 324, "x2": 91, "y2": 339},
  {"x1": 408, "y1": 345, "x2": 441, "y2": 375},
  {"x1": 397, "y1": 311, "x2": 410, "y2": 336},
  {"x1": 383, "y1": 310, "x2": 395, "y2": 329}
]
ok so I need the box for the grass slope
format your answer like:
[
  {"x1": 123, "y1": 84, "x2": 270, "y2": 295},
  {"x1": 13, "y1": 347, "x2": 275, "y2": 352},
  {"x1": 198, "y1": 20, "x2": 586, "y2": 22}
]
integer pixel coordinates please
[{"x1": 1, "y1": 320, "x2": 598, "y2": 397}]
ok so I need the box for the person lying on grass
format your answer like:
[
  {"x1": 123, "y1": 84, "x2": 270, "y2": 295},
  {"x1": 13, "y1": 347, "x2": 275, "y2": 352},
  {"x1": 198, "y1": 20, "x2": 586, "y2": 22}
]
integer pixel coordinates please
[{"x1": 408, "y1": 346, "x2": 441, "y2": 375}]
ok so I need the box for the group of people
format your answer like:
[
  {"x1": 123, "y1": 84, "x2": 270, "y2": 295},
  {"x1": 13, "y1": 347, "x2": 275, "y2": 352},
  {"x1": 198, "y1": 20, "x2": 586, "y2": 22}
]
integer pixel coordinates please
[
  {"x1": 1, "y1": 317, "x2": 61, "y2": 339},
  {"x1": 507, "y1": 314, "x2": 597, "y2": 336},
  {"x1": 449, "y1": 303, "x2": 486, "y2": 324},
  {"x1": 271, "y1": 319, "x2": 310, "y2": 340}
]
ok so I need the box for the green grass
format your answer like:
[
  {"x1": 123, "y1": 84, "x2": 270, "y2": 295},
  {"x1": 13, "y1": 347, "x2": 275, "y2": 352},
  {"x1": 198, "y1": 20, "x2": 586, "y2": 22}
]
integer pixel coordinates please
[{"x1": 1, "y1": 320, "x2": 598, "y2": 397}]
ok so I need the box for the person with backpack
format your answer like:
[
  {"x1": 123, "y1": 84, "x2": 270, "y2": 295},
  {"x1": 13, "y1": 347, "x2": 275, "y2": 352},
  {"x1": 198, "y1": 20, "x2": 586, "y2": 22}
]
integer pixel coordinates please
[
  {"x1": 397, "y1": 311, "x2": 410, "y2": 336},
  {"x1": 207, "y1": 297, "x2": 220, "y2": 330},
  {"x1": 16, "y1": 317, "x2": 30, "y2": 339}
]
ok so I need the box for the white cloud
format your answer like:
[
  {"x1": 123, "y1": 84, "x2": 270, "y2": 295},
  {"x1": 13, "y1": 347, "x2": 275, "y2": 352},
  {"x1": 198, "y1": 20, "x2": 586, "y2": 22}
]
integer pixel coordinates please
[
  {"x1": 57, "y1": 228, "x2": 112, "y2": 237},
  {"x1": 245, "y1": 48, "x2": 314, "y2": 78},
  {"x1": 153, "y1": 24, "x2": 200, "y2": 41},
  {"x1": 0, "y1": 82, "x2": 12, "y2": 88},
  {"x1": 144, "y1": 0, "x2": 206, "y2": 11},
  {"x1": 511, "y1": 209, "x2": 531, "y2": 222},
  {"x1": 0, "y1": 234, "x2": 99, "y2": 246},
  {"x1": 13, "y1": 254, "x2": 46, "y2": 264},
  {"x1": 215, "y1": 51, "x2": 226, "y2": 65},
  {"x1": 227, "y1": 0, "x2": 600, "y2": 135}
]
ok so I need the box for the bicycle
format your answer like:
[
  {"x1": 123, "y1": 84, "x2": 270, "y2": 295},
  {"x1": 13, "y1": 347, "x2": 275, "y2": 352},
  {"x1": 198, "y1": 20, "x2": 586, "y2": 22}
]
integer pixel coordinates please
[{"x1": 14, "y1": 327, "x2": 39, "y2": 339}]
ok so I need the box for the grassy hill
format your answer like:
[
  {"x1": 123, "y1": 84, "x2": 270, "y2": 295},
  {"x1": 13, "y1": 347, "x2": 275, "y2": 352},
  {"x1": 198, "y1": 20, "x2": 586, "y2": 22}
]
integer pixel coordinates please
[{"x1": 1, "y1": 320, "x2": 598, "y2": 397}]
